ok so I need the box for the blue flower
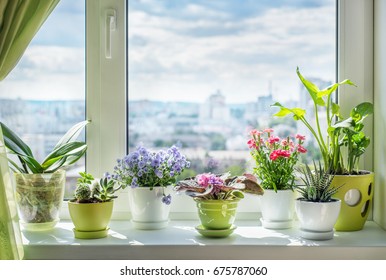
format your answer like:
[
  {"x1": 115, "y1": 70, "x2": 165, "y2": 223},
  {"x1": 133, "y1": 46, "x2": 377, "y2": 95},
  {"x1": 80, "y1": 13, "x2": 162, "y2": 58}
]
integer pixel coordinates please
[
  {"x1": 162, "y1": 194, "x2": 172, "y2": 205},
  {"x1": 138, "y1": 146, "x2": 148, "y2": 156},
  {"x1": 131, "y1": 177, "x2": 139, "y2": 188},
  {"x1": 155, "y1": 169, "x2": 163, "y2": 178},
  {"x1": 151, "y1": 158, "x2": 160, "y2": 167},
  {"x1": 111, "y1": 145, "x2": 190, "y2": 192}
]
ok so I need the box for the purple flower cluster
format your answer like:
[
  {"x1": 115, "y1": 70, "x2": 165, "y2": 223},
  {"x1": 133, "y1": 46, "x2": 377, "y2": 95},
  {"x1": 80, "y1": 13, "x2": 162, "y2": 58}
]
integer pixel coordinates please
[{"x1": 111, "y1": 145, "x2": 190, "y2": 197}]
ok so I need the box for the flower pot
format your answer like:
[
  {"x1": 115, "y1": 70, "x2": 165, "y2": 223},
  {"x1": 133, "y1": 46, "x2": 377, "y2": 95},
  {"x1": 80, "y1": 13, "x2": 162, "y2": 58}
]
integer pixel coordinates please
[
  {"x1": 195, "y1": 198, "x2": 240, "y2": 230},
  {"x1": 331, "y1": 172, "x2": 374, "y2": 231},
  {"x1": 258, "y1": 189, "x2": 295, "y2": 229},
  {"x1": 14, "y1": 170, "x2": 65, "y2": 231},
  {"x1": 68, "y1": 200, "x2": 113, "y2": 239},
  {"x1": 295, "y1": 198, "x2": 341, "y2": 240},
  {"x1": 128, "y1": 186, "x2": 171, "y2": 230}
]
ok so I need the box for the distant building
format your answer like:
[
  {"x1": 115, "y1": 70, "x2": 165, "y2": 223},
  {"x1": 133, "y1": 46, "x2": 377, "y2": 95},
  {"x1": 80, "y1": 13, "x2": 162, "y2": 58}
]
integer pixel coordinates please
[
  {"x1": 245, "y1": 82, "x2": 275, "y2": 126},
  {"x1": 199, "y1": 90, "x2": 231, "y2": 123}
]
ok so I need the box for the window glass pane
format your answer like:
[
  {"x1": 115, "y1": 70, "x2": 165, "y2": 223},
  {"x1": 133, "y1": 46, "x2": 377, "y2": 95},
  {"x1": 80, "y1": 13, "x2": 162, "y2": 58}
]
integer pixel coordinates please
[
  {"x1": 128, "y1": 0, "x2": 335, "y2": 177},
  {"x1": 0, "y1": 1, "x2": 85, "y2": 199}
]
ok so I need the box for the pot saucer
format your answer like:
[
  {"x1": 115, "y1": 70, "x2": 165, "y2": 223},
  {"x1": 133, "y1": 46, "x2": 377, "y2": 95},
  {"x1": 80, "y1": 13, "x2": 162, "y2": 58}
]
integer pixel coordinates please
[
  {"x1": 195, "y1": 224, "x2": 237, "y2": 238},
  {"x1": 260, "y1": 218, "x2": 293, "y2": 229},
  {"x1": 73, "y1": 227, "x2": 110, "y2": 239},
  {"x1": 299, "y1": 228, "x2": 334, "y2": 240}
]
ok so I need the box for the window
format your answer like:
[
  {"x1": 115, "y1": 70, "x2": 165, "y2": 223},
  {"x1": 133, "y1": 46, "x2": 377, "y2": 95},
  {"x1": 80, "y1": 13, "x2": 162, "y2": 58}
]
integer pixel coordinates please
[
  {"x1": 0, "y1": 0, "x2": 378, "y2": 224},
  {"x1": 128, "y1": 0, "x2": 336, "y2": 169},
  {"x1": 0, "y1": 0, "x2": 86, "y2": 199},
  {"x1": 126, "y1": 0, "x2": 337, "y2": 215}
]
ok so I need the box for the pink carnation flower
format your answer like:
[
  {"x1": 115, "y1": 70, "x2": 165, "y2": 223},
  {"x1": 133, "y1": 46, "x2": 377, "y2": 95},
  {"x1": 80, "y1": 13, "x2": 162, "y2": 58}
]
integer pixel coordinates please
[
  {"x1": 297, "y1": 145, "x2": 307, "y2": 153},
  {"x1": 270, "y1": 149, "x2": 291, "y2": 161},
  {"x1": 249, "y1": 129, "x2": 261, "y2": 136},
  {"x1": 247, "y1": 139, "x2": 257, "y2": 149},
  {"x1": 296, "y1": 134, "x2": 306, "y2": 141},
  {"x1": 268, "y1": 136, "x2": 280, "y2": 144}
]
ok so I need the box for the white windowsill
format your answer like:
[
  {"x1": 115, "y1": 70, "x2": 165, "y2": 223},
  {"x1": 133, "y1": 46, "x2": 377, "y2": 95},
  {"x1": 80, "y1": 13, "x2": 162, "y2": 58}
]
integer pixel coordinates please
[{"x1": 21, "y1": 220, "x2": 386, "y2": 260}]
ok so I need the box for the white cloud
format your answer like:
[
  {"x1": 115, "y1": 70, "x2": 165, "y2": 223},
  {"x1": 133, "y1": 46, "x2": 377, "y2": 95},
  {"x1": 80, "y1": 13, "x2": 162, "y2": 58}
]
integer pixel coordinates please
[
  {"x1": 0, "y1": 46, "x2": 84, "y2": 100},
  {"x1": 128, "y1": 3, "x2": 336, "y2": 103}
]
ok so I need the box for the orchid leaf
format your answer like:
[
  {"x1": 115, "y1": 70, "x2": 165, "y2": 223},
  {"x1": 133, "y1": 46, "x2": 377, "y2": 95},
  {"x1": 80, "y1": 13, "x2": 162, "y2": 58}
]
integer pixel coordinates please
[
  {"x1": 0, "y1": 120, "x2": 88, "y2": 173},
  {"x1": 41, "y1": 142, "x2": 87, "y2": 170},
  {"x1": 54, "y1": 120, "x2": 90, "y2": 149},
  {"x1": 0, "y1": 122, "x2": 33, "y2": 157}
]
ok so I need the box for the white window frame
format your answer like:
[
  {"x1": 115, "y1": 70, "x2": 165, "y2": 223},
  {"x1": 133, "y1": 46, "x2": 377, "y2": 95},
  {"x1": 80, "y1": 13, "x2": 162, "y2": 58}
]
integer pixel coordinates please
[{"x1": 81, "y1": 0, "x2": 381, "y2": 223}]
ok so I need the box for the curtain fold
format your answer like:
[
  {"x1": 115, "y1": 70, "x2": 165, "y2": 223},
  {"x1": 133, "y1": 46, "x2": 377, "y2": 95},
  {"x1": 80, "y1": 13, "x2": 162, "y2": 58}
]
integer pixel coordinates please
[
  {"x1": 0, "y1": 127, "x2": 23, "y2": 260},
  {"x1": 0, "y1": 0, "x2": 60, "y2": 81},
  {"x1": 0, "y1": 0, "x2": 60, "y2": 259}
]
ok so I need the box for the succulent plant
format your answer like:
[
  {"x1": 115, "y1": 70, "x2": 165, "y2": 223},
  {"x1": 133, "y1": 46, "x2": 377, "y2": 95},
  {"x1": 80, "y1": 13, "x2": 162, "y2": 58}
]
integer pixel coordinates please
[
  {"x1": 72, "y1": 172, "x2": 120, "y2": 203},
  {"x1": 295, "y1": 161, "x2": 343, "y2": 202}
]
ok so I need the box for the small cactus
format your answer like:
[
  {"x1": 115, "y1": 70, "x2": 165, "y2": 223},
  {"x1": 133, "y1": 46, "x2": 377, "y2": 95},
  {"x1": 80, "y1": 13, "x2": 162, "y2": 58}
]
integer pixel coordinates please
[
  {"x1": 74, "y1": 184, "x2": 91, "y2": 202},
  {"x1": 73, "y1": 172, "x2": 119, "y2": 203}
]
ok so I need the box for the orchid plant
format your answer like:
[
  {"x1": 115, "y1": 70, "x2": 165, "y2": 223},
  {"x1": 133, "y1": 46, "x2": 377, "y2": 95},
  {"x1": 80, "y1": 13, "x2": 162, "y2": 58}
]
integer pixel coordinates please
[
  {"x1": 175, "y1": 172, "x2": 264, "y2": 201},
  {"x1": 272, "y1": 67, "x2": 373, "y2": 175},
  {"x1": 247, "y1": 128, "x2": 307, "y2": 192},
  {"x1": 108, "y1": 145, "x2": 190, "y2": 205}
]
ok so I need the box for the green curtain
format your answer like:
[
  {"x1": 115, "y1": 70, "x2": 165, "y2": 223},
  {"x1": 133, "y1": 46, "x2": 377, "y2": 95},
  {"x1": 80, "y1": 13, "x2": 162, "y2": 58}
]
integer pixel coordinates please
[
  {"x1": 0, "y1": 0, "x2": 60, "y2": 259},
  {"x1": 0, "y1": 0, "x2": 60, "y2": 81},
  {"x1": 0, "y1": 127, "x2": 23, "y2": 260}
]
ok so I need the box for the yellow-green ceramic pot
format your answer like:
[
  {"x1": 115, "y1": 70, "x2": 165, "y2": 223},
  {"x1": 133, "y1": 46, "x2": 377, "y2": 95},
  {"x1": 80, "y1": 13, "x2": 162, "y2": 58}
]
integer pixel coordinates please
[
  {"x1": 195, "y1": 198, "x2": 240, "y2": 230},
  {"x1": 331, "y1": 172, "x2": 374, "y2": 231}
]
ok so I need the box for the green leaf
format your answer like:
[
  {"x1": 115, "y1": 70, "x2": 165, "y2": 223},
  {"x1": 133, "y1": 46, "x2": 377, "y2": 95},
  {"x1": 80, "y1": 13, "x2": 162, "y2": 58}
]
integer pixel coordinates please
[
  {"x1": 350, "y1": 102, "x2": 373, "y2": 121},
  {"x1": 318, "y1": 79, "x2": 356, "y2": 98},
  {"x1": 232, "y1": 191, "x2": 244, "y2": 199},
  {"x1": 272, "y1": 102, "x2": 306, "y2": 120},
  {"x1": 332, "y1": 117, "x2": 354, "y2": 129},
  {"x1": 41, "y1": 142, "x2": 87, "y2": 170},
  {"x1": 296, "y1": 67, "x2": 321, "y2": 104},
  {"x1": 331, "y1": 102, "x2": 341, "y2": 116},
  {"x1": 53, "y1": 120, "x2": 90, "y2": 150},
  {"x1": 0, "y1": 122, "x2": 33, "y2": 157}
]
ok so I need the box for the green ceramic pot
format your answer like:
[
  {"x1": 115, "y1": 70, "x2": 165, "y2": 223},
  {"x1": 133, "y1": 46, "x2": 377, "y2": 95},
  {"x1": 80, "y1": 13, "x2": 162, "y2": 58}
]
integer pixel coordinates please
[
  {"x1": 68, "y1": 200, "x2": 113, "y2": 239},
  {"x1": 331, "y1": 172, "x2": 374, "y2": 231},
  {"x1": 195, "y1": 198, "x2": 240, "y2": 230}
]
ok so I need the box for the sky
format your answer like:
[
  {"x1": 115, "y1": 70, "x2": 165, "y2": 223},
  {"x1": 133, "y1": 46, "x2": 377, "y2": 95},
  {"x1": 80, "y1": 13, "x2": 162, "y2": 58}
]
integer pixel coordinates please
[
  {"x1": 0, "y1": 0, "x2": 85, "y2": 101},
  {"x1": 128, "y1": 0, "x2": 336, "y2": 103},
  {"x1": 0, "y1": 0, "x2": 336, "y2": 103}
]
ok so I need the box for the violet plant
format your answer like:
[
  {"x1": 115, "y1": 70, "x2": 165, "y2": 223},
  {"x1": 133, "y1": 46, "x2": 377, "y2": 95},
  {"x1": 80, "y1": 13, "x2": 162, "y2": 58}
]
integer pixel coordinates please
[{"x1": 175, "y1": 172, "x2": 264, "y2": 200}]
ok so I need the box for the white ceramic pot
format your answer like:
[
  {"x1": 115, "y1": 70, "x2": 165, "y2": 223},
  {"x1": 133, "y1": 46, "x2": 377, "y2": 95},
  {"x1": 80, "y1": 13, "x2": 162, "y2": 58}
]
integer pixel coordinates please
[
  {"x1": 295, "y1": 199, "x2": 341, "y2": 240},
  {"x1": 128, "y1": 186, "x2": 171, "y2": 230},
  {"x1": 258, "y1": 189, "x2": 295, "y2": 229}
]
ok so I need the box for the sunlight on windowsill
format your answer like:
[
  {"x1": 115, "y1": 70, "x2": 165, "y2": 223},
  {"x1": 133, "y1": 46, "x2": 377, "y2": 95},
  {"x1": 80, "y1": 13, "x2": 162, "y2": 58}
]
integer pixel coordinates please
[{"x1": 20, "y1": 219, "x2": 386, "y2": 260}]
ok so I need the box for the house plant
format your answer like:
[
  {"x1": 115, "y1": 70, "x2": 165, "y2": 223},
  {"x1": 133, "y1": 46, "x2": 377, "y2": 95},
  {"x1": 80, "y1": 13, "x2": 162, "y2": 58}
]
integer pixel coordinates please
[
  {"x1": 175, "y1": 172, "x2": 264, "y2": 237},
  {"x1": 109, "y1": 144, "x2": 190, "y2": 230},
  {"x1": 68, "y1": 172, "x2": 120, "y2": 239},
  {"x1": 295, "y1": 161, "x2": 342, "y2": 240},
  {"x1": 0, "y1": 120, "x2": 89, "y2": 231},
  {"x1": 272, "y1": 67, "x2": 374, "y2": 231},
  {"x1": 247, "y1": 128, "x2": 307, "y2": 229}
]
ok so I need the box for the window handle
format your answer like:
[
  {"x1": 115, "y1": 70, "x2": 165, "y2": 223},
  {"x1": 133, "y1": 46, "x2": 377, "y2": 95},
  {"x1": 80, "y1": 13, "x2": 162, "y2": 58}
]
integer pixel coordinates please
[{"x1": 105, "y1": 9, "x2": 116, "y2": 59}]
